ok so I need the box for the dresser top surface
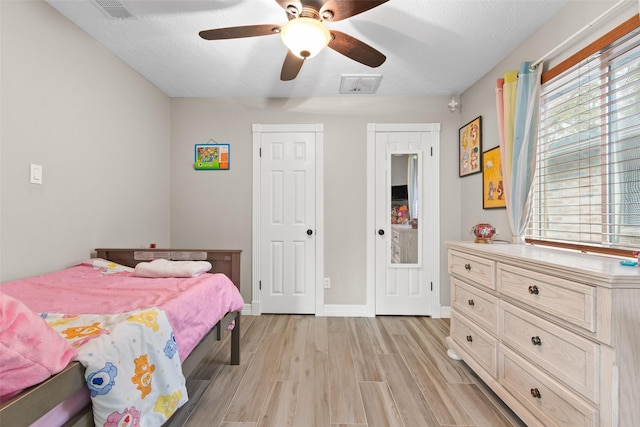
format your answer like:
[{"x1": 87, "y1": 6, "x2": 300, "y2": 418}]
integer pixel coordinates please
[{"x1": 447, "y1": 241, "x2": 640, "y2": 288}]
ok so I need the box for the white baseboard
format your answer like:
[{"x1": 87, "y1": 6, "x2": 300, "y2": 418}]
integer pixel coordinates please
[
  {"x1": 241, "y1": 303, "x2": 451, "y2": 318},
  {"x1": 323, "y1": 304, "x2": 374, "y2": 317},
  {"x1": 243, "y1": 303, "x2": 373, "y2": 317}
]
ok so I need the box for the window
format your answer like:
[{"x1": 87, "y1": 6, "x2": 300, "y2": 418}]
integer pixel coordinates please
[{"x1": 527, "y1": 18, "x2": 640, "y2": 253}]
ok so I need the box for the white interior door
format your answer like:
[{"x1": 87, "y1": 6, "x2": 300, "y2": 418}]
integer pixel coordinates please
[
  {"x1": 252, "y1": 125, "x2": 323, "y2": 314},
  {"x1": 369, "y1": 123, "x2": 441, "y2": 316}
]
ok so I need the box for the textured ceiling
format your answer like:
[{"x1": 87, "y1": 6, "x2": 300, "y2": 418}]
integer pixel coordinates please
[{"x1": 45, "y1": 0, "x2": 569, "y2": 98}]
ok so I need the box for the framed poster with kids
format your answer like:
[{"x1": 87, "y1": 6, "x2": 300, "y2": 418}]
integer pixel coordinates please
[{"x1": 482, "y1": 146, "x2": 506, "y2": 209}]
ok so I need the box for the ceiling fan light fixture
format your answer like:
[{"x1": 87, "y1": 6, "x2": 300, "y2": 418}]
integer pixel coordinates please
[{"x1": 280, "y1": 17, "x2": 331, "y2": 59}]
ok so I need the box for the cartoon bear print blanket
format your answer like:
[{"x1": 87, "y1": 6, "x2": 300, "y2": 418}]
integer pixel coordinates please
[{"x1": 44, "y1": 308, "x2": 188, "y2": 426}]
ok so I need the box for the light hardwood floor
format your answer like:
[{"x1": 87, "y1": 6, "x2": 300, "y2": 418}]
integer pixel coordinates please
[{"x1": 172, "y1": 315, "x2": 526, "y2": 427}]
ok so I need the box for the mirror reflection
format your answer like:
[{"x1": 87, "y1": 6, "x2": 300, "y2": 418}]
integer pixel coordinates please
[{"x1": 390, "y1": 153, "x2": 419, "y2": 264}]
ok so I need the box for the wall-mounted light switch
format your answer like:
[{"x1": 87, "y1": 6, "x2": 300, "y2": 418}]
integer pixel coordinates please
[{"x1": 30, "y1": 163, "x2": 43, "y2": 184}]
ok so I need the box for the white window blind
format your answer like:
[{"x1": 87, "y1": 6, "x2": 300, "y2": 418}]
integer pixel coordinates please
[{"x1": 527, "y1": 27, "x2": 640, "y2": 251}]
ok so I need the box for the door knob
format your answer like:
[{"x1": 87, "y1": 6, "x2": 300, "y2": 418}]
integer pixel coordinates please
[
  {"x1": 378, "y1": 229, "x2": 385, "y2": 236},
  {"x1": 307, "y1": 229, "x2": 313, "y2": 236}
]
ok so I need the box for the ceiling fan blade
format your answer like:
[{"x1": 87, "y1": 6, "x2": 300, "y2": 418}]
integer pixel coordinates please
[
  {"x1": 328, "y1": 30, "x2": 386, "y2": 67},
  {"x1": 320, "y1": 0, "x2": 390, "y2": 22},
  {"x1": 199, "y1": 24, "x2": 280, "y2": 40},
  {"x1": 281, "y1": 50, "x2": 305, "y2": 81}
]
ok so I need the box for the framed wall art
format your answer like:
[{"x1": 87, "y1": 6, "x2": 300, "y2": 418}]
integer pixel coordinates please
[
  {"x1": 194, "y1": 142, "x2": 229, "y2": 170},
  {"x1": 459, "y1": 116, "x2": 482, "y2": 177},
  {"x1": 482, "y1": 146, "x2": 506, "y2": 209}
]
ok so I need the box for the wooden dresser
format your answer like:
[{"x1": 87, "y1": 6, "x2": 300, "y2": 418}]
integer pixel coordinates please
[
  {"x1": 446, "y1": 241, "x2": 640, "y2": 427},
  {"x1": 391, "y1": 225, "x2": 418, "y2": 263}
]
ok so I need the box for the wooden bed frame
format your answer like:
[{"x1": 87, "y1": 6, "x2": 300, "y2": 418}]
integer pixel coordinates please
[{"x1": 0, "y1": 248, "x2": 242, "y2": 427}]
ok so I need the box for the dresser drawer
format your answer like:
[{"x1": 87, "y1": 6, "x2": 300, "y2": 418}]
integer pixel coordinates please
[
  {"x1": 497, "y1": 264, "x2": 596, "y2": 332},
  {"x1": 500, "y1": 302, "x2": 599, "y2": 404},
  {"x1": 499, "y1": 345, "x2": 598, "y2": 427},
  {"x1": 391, "y1": 242, "x2": 401, "y2": 262},
  {"x1": 449, "y1": 250, "x2": 495, "y2": 289},
  {"x1": 452, "y1": 277, "x2": 498, "y2": 334},
  {"x1": 451, "y1": 313, "x2": 498, "y2": 377}
]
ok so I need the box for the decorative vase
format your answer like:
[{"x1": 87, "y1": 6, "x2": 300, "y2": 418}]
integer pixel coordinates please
[{"x1": 470, "y1": 223, "x2": 497, "y2": 243}]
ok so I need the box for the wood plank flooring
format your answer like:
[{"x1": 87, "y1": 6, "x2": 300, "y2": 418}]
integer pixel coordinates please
[{"x1": 175, "y1": 315, "x2": 525, "y2": 427}]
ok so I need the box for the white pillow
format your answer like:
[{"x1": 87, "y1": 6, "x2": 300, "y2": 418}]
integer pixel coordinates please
[{"x1": 133, "y1": 259, "x2": 212, "y2": 278}]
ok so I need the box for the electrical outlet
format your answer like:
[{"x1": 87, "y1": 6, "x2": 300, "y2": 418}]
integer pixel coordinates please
[{"x1": 323, "y1": 277, "x2": 331, "y2": 289}]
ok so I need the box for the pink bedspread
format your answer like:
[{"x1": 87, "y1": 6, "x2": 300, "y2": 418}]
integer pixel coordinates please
[
  {"x1": 1, "y1": 261, "x2": 244, "y2": 362},
  {"x1": 0, "y1": 293, "x2": 77, "y2": 401}
]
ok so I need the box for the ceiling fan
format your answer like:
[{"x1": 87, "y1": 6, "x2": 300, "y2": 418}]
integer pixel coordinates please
[{"x1": 199, "y1": 0, "x2": 389, "y2": 81}]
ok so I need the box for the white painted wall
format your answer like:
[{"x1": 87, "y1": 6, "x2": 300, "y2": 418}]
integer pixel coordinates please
[
  {"x1": 169, "y1": 98, "x2": 462, "y2": 305},
  {"x1": 0, "y1": 1, "x2": 171, "y2": 281}
]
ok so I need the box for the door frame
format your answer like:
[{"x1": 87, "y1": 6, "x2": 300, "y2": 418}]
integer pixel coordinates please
[
  {"x1": 366, "y1": 123, "x2": 442, "y2": 317},
  {"x1": 251, "y1": 123, "x2": 325, "y2": 316}
]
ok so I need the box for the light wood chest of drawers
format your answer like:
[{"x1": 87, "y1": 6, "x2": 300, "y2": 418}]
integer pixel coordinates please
[
  {"x1": 390, "y1": 225, "x2": 418, "y2": 263},
  {"x1": 446, "y1": 241, "x2": 640, "y2": 427}
]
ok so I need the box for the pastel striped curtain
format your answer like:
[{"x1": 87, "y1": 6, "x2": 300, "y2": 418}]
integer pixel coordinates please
[{"x1": 496, "y1": 62, "x2": 543, "y2": 243}]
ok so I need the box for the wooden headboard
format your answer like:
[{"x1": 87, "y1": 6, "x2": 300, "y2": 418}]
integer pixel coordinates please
[{"x1": 94, "y1": 248, "x2": 241, "y2": 291}]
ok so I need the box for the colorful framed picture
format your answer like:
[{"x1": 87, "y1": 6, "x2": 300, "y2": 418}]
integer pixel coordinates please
[
  {"x1": 459, "y1": 116, "x2": 482, "y2": 177},
  {"x1": 194, "y1": 143, "x2": 229, "y2": 170},
  {"x1": 482, "y1": 146, "x2": 506, "y2": 209}
]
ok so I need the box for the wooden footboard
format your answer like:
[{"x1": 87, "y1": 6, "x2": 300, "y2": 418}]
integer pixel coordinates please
[
  {"x1": 0, "y1": 362, "x2": 86, "y2": 426},
  {"x1": 0, "y1": 249, "x2": 242, "y2": 427}
]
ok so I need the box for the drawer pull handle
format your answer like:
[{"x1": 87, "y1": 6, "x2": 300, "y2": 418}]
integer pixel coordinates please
[
  {"x1": 528, "y1": 285, "x2": 539, "y2": 295},
  {"x1": 530, "y1": 388, "x2": 541, "y2": 399},
  {"x1": 466, "y1": 335, "x2": 473, "y2": 342},
  {"x1": 464, "y1": 263, "x2": 471, "y2": 271},
  {"x1": 468, "y1": 299, "x2": 475, "y2": 306},
  {"x1": 531, "y1": 336, "x2": 542, "y2": 346}
]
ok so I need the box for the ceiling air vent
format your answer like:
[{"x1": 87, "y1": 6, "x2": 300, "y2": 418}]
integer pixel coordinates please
[
  {"x1": 93, "y1": 0, "x2": 137, "y2": 19},
  {"x1": 339, "y1": 74, "x2": 382, "y2": 94}
]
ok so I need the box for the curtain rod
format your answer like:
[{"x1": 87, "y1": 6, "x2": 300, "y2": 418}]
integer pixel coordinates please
[{"x1": 530, "y1": 0, "x2": 631, "y2": 70}]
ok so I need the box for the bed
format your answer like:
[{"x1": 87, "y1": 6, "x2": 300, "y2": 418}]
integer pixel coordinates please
[{"x1": 0, "y1": 248, "x2": 243, "y2": 427}]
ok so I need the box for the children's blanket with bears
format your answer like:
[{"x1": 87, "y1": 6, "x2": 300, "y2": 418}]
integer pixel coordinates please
[{"x1": 44, "y1": 308, "x2": 187, "y2": 426}]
